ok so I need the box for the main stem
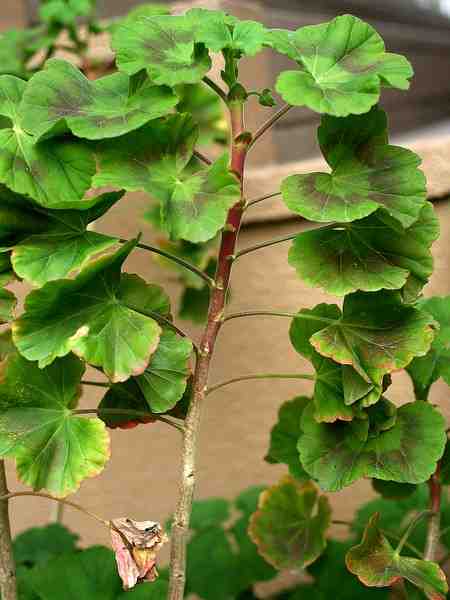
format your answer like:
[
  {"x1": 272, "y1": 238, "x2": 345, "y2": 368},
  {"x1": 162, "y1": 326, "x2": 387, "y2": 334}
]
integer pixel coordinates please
[
  {"x1": 0, "y1": 462, "x2": 16, "y2": 600},
  {"x1": 168, "y1": 101, "x2": 248, "y2": 599},
  {"x1": 425, "y1": 463, "x2": 442, "y2": 561}
]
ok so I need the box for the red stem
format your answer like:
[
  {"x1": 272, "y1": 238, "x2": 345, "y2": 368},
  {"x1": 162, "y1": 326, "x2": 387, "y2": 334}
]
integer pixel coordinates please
[
  {"x1": 167, "y1": 101, "x2": 249, "y2": 600},
  {"x1": 425, "y1": 463, "x2": 442, "y2": 561}
]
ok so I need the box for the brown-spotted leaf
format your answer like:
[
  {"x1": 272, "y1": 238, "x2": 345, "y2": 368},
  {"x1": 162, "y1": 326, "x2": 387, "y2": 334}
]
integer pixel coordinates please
[
  {"x1": 249, "y1": 476, "x2": 331, "y2": 570},
  {"x1": 346, "y1": 514, "x2": 448, "y2": 599}
]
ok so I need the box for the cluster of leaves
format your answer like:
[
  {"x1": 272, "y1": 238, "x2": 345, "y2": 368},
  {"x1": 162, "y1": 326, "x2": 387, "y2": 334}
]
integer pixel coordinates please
[
  {"x1": 0, "y1": 0, "x2": 100, "y2": 80},
  {"x1": 0, "y1": 2, "x2": 447, "y2": 597}
]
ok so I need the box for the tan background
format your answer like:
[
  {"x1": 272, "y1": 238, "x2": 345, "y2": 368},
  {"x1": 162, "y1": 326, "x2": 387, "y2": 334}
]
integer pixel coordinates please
[{"x1": 1, "y1": 0, "x2": 450, "y2": 568}]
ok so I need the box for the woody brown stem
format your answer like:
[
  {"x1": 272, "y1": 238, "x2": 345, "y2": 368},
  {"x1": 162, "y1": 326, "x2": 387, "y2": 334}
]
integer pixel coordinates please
[
  {"x1": 167, "y1": 101, "x2": 248, "y2": 600},
  {"x1": 0, "y1": 461, "x2": 16, "y2": 600}
]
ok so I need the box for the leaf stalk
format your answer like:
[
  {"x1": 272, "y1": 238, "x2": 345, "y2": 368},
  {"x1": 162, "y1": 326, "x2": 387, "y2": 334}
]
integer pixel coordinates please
[{"x1": 0, "y1": 462, "x2": 16, "y2": 600}]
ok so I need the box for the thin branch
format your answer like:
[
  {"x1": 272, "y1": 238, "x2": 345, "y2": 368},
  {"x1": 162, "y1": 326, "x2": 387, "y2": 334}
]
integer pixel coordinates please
[
  {"x1": 0, "y1": 492, "x2": 109, "y2": 527},
  {"x1": 248, "y1": 104, "x2": 292, "y2": 150},
  {"x1": 0, "y1": 461, "x2": 16, "y2": 600},
  {"x1": 193, "y1": 150, "x2": 213, "y2": 166},
  {"x1": 234, "y1": 232, "x2": 299, "y2": 260},
  {"x1": 118, "y1": 239, "x2": 214, "y2": 288},
  {"x1": 73, "y1": 409, "x2": 185, "y2": 433},
  {"x1": 202, "y1": 76, "x2": 228, "y2": 103},
  {"x1": 223, "y1": 310, "x2": 335, "y2": 325},
  {"x1": 82, "y1": 380, "x2": 109, "y2": 388},
  {"x1": 207, "y1": 373, "x2": 315, "y2": 396},
  {"x1": 245, "y1": 191, "x2": 281, "y2": 209},
  {"x1": 130, "y1": 307, "x2": 199, "y2": 353},
  {"x1": 396, "y1": 510, "x2": 432, "y2": 555}
]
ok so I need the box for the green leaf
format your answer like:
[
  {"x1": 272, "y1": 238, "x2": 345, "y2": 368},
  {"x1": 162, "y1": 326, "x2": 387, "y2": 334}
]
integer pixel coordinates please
[
  {"x1": 306, "y1": 540, "x2": 390, "y2": 600},
  {"x1": 304, "y1": 291, "x2": 435, "y2": 384},
  {"x1": 176, "y1": 83, "x2": 228, "y2": 147},
  {"x1": 0, "y1": 29, "x2": 32, "y2": 78},
  {"x1": 371, "y1": 480, "x2": 417, "y2": 500},
  {"x1": 281, "y1": 108, "x2": 426, "y2": 227},
  {"x1": 298, "y1": 401, "x2": 446, "y2": 491},
  {"x1": 189, "y1": 9, "x2": 267, "y2": 56},
  {"x1": 0, "y1": 349, "x2": 110, "y2": 497},
  {"x1": 270, "y1": 15, "x2": 413, "y2": 116},
  {"x1": 265, "y1": 396, "x2": 310, "y2": 480},
  {"x1": 190, "y1": 498, "x2": 230, "y2": 531},
  {"x1": 13, "y1": 241, "x2": 170, "y2": 381},
  {"x1": 39, "y1": 0, "x2": 94, "y2": 25},
  {"x1": 30, "y1": 546, "x2": 123, "y2": 600},
  {"x1": 13, "y1": 523, "x2": 79, "y2": 567},
  {"x1": 249, "y1": 476, "x2": 331, "y2": 570},
  {"x1": 11, "y1": 191, "x2": 122, "y2": 286},
  {"x1": 94, "y1": 115, "x2": 239, "y2": 243},
  {"x1": 186, "y1": 527, "x2": 239, "y2": 600},
  {"x1": 346, "y1": 514, "x2": 448, "y2": 599},
  {"x1": 406, "y1": 296, "x2": 450, "y2": 399},
  {"x1": 116, "y1": 578, "x2": 168, "y2": 600},
  {"x1": 0, "y1": 75, "x2": 95, "y2": 209},
  {"x1": 135, "y1": 329, "x2": 192, "y2": 412},
  {"x1": 289, "y1": 203, "x2": 438, "y2": 297},
  {"x1": 112, "y1": 14, "x2": 211, "y2": 86},
  {"x1": 21, "y1": 59, "x2": 179, "y2": 141},
  {"x1": 290, "y1": 304, "x2": 382, "y2": 416}
]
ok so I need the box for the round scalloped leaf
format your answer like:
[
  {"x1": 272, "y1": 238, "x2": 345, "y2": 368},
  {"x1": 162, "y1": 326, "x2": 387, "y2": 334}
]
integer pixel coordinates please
[
  {"x1": 11, "y1": 191, "x2": 122, "y2": 286},
  {"x1": 0, "y1": 349, "x2": 110, "y2": 497},
  {"x1": 112, "y1": 14, "x2": 211, "y2": 86},
  {"x1": 309, "y1": 291, "x2": 436, "y2": 383},
  {"x1": 265, "y1": 396, "x2": 310, "y2": 480},
  {"x1": 13, "y1": 241, "x2": 170, "y2": 382},
  {"x1": 281, "y1": 109, "x2": 426, "y2": 227},
  {"x1": 21, "y1": 59, "x2": 179, "y2": 141},
  {"x1": 0, "y1": 75, "x2": 95, "y2": 209},
  {"x1": 135, "y1": 329, "x2": 192, "y2": 412},
  {"x1": 290, "y1": 304, "x2": 382, "y2": 413},
  {"x1": 289, "y1": 203, "x2": 438, "y2": 297},
  {"x1": 346, "y1": 514, "x2": 448, "y2": 599},
  {"x1": 94, "y1": 115, "x2": 240, "y2": 243},
  {"x1": 298, "y1": 401, "x2": 446, "y2": 491},
  {"x1": 249, "y1": 476, "x2": 331, "y2": 570},
  {"x1": 406, "y1": 296, "x2": 450, "y2": 399},
  {"x1": 271, "y1": 15, "x2": 413, "y2": 116}
]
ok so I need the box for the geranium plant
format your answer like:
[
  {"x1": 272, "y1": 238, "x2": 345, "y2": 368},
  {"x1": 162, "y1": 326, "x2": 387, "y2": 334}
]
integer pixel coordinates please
[{"x1": 0, "y1": 3, "x2": 448, "y2": 600}]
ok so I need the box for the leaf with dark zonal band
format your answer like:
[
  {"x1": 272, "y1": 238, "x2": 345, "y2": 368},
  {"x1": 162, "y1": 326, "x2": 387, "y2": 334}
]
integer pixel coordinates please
[
  {"x1": 21, "y1": 59, "x2": 179, "y2": 141},
  {"x1": 289, "y1": 203, "x2": 438, "y2": 297},
  {"x1": 303, "y1": 291, "x2": 435, "y2": 384},
  {"x1": 270, "y1": 15, "x2": 413, "y2": 116},
  {"x1": 249, "y1": 476, "x2": 331, "y2": 570},
  {"x1": 13, "y1": 241, "x2": 170, "y2": 382},
  {"x1": 94, "y1": 115, "x2": 240, "y2": 243},
  {"x1": 298, "y1": 401, "x2": 446, "y2": 491},
  {"x1": 112, "y1": 14, "x2": 211, "y2": 87},
  {"x1": 0, "y1": 347, "x2": 110, "y2": 497},
  {"x1": 406, "y1": 296, "x2": 450, "y2": 400},
  {"x1": 265, "y1": 396, "x2": 310, "y2": 480},
  {"x1": 0, "y1": 75, "x2": 95, "y2": 209},
  {"x1": 281, "y1": 108, "x2": 426, "y2": 228},
  {"x1": 346, "y1": 514, "x2": 448, "y2": 599},
  {"x1": 290, "y1": 304, "x2": 382, "y2": 419},
  {"x1": 11, "y1": 191, "x2": 123, "y2": 286}
]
